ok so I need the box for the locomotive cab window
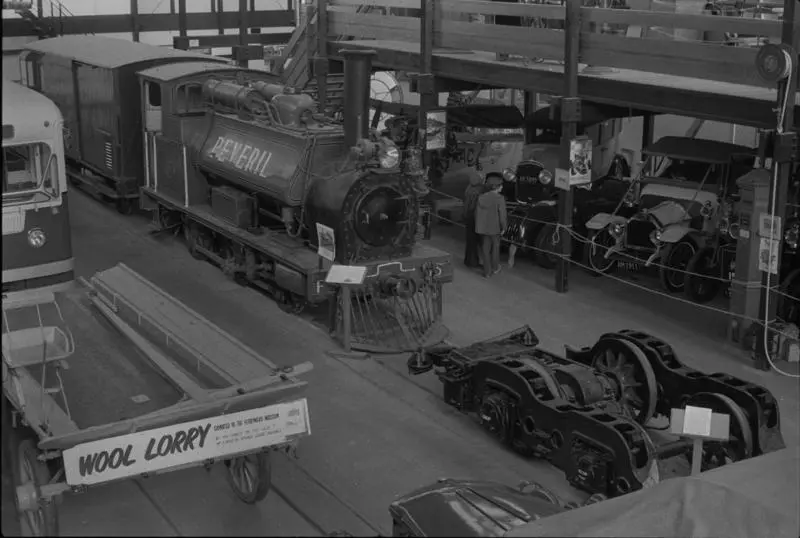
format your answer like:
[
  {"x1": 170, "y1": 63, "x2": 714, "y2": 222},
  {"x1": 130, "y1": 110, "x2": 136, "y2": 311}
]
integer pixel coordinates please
[
  {"x1": 174, "y1": 82, "x2": 205, "y2": 116},
  {"x1": 144, "y1": 81, "x2": 163, "y2": 132},
  {"x1": 19, "y1": 53, "x2": 43, "y2": 91},
  {"x1": 2, "y1": 142, "x2": 58, "y2": 202}
]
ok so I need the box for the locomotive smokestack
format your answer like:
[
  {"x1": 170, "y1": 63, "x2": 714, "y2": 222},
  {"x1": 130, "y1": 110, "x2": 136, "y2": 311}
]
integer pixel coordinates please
[{"x1": 341, "y1": 49, "x2": 376, "y2": 148}]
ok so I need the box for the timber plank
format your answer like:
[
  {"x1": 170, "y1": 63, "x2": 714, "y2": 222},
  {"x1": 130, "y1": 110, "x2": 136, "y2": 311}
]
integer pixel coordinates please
[
  {"x1": 90, "y1": 265, "x2": 280, "y2": 384},
  {"x1": 327, "y1": 10, "x2": 418, "y2": 41},
  {"x1": 437, "y1": 20, "x2": 563, "y2": 61},
  {"x1": 439, "y1": 0, "x2": 565, "y2": 19},
  {"x1": 581, "y1": 32, "x2": 765, "y2": 88},
  {"x1": 330, "y1": 0, "x2": 419, "y2": 8}
]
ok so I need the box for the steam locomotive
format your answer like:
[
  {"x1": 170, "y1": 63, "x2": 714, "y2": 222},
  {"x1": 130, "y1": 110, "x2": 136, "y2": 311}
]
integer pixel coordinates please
[{"x1": 20, "y1": 36, "x2": 453, "y2": 352}]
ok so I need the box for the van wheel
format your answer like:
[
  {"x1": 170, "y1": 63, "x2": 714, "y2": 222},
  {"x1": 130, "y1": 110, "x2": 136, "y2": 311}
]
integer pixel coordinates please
[{"x1": 659, "y1": 239, "x2": 697, "y2": 294}]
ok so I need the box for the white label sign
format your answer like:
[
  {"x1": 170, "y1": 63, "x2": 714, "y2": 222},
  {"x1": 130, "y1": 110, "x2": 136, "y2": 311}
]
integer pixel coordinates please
[
  {"x1": 682, "y1": 405, "x2": 712, "y2": 437},
  {"x1": 63, "y1": 399, "x2": 311, "y2": 487},
  {"x1": 758, "y1": 237, "x2": 780, "y2": 275},
  {"x1": 554, "y1": 168, "x2": 570, "y2": 191},
  {"x1": 758, "y1": 214, "x2": 781, "y2": 240},
  {"x1": 316, "y1": 223, "x2": 336, "y2": 262},
  {"x1": 325, "y1": 264, "x2": 367, "y2": 285}
]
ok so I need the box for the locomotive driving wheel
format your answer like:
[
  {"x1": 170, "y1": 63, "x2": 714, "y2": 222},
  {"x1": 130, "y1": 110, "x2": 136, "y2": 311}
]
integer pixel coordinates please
[
  {"x1": 591, "y1": 337, "x2": 658, "y2": 425},
  {"x1": 684, "y1": 392, "x2": 754, "y2": 471}
]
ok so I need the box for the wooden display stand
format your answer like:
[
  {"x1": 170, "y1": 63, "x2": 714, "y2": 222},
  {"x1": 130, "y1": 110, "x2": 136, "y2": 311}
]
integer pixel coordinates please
[
  {"x1": 670, "y1": 405, "x2": 731, "y2": 476},
  {"x1": 325, "y1": 264, "x2": 370, "y2": 360}
]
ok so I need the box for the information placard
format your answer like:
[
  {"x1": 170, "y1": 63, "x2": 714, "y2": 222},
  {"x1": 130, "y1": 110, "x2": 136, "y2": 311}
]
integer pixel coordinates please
[
  {"x1": 63, "y1": 398, "x2": 310, "y2": 487},
  {"x1": 325, "y1": 265, "x2": 367, "y2": 285},
  {"x1": 316, "y1": 223, "x2": 336, "y2": 262}
]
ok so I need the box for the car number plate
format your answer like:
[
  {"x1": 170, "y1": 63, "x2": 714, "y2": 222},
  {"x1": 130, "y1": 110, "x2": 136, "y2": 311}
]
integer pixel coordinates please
[{"x1": 618, "y1": 261, "x2": 642, "y2": 272}]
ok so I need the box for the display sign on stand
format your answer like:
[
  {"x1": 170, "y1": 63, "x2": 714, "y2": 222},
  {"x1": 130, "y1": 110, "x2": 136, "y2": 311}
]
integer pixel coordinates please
[
  {"x1": 554, "y1": 168, "x2": 570, "y2": 191},
  {"x1": 569, "y1": 136, "x2": 592, "y2": 186},
  {"x1": 325, "y1": 265, "x2": 368, "y2": 356},
  {"x1": 670, "y1": 405, "x2": 730, "y2": 476}
]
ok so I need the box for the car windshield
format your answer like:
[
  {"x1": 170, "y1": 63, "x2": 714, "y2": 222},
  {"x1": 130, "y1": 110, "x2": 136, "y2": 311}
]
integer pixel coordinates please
[
  {"x1": 2, "y1": 142, "x2": 56, "y2": 203},
  {"x1": 651, "y1": 156, "x2": 719, "y2": 184}
]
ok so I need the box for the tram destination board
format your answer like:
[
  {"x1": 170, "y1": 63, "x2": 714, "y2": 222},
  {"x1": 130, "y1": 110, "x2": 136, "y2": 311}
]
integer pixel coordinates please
[{"x1": 62, "y1": 399, "x2": 310, "y2": 486}]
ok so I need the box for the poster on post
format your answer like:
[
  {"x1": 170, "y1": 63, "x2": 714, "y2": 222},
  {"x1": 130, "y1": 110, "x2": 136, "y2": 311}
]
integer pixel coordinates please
[
  {"x1": 316, "y1": 223, "x2": 336, "y2": 262},
  {"x1": 569, "y1": 136, "x2": 592, "y2": 186},
  {"x1": 425, "y1": 110, "x2": 448, "y2": 151}
]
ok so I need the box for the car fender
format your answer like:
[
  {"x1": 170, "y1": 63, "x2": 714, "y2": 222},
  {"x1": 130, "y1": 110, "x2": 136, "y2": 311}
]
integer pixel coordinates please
[
  {"x1": 658, "y1": 223, "x2": 695, "y2": 244},
  {"x1": 586, "y1": 213, "x2": 626, "y2": 231}
]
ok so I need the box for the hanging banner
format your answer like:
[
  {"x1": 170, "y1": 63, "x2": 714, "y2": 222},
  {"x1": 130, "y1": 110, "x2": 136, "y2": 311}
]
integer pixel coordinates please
[
  {"x1": 569, "y1": 136, "x2": 592, "y2": 185},
  {"x1": 315, "y1": 223, "x2": 336, "y2": 262},
  {"x1": 425, "y1": 110, "x2": 447, "y2": 151}
]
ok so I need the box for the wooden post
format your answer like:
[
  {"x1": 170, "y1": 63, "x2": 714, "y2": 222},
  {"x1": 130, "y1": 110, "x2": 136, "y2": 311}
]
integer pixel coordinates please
[
  {"x1": 178, "y1": 0, "x2": 187, "y2": 38},
  {"x1": 524, "y1": 91, "x2": 537, "y2": 144},
  {"x1": 416, "y1": 0, "x2": 438, "y2": 236},
  {"x1": 130, "y1": 0, "x2": 140, "y2": 42},
  {"x1": 237, "y1": 0, "x2": 248, "y2": 67},
  {"x1": 690, "y1": 438, "x2": 704, "y2": 476},
  {"x1": 555, "y1": 0, "x2": 581, "y2": 294},
  {"x1": 341, "y1": 285, "x2": 352, "y2": 352},
  {"x1": 755, "y1": 0, "x2": 797, "y2": 370},
  {"x1": 314, "y1": 0, "x2": 329, "y2": 110},
  {"x1": 36, "y1": 0, "x2": 42, "y2": 18},
  {"x1": 642, "y1": 113, "x2": 654, "y2": 150}
]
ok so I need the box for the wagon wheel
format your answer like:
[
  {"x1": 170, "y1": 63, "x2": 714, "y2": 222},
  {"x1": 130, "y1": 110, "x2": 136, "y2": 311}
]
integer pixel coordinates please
[
  {"x1": 13, "y1": 439, "x2": 59, "y2": 537},
  {"x1": 225, "y1": 451, "x2": 272, "y2": 504},
  {"x1": 685, "y1": 392, "x2": 754, "y2": 472},
  {"x1": 591, "y1": 337, "x2": 658, "y2": 425}
]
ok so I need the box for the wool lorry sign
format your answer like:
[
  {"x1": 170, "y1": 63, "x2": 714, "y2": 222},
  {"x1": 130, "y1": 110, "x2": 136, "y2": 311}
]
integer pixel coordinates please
[{"x1": 62, "y1": 399, "x2": 311, "y2": 487}]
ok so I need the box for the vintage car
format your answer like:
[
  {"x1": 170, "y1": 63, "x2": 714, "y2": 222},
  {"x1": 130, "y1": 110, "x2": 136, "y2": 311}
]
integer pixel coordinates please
[
  {"x1": 584, "y1": 136, "x2": 755, "y2": 294},
  {"x1": 388, "y1": 478, "x2": 605, "y2": 537},
  {"x1": 499, "y1": 103, "x2": 634, "y2": 269}
]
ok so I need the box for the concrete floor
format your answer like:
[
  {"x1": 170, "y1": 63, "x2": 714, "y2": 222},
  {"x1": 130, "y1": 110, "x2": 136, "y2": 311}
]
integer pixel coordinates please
[{"x1": 3, "y1": 188, "x2": 798, "y2": 536}]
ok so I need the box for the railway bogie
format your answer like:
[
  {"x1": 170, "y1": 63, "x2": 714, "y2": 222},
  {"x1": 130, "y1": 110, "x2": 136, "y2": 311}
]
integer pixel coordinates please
[{"x1": 411, "y1": 326, "x2": 784, "y2": 497}]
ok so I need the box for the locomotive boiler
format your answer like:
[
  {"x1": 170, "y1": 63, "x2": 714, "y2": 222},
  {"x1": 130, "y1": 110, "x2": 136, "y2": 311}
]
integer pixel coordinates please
[{"x1": 136, "y1": 48, "x2": 452, "y2": 352}]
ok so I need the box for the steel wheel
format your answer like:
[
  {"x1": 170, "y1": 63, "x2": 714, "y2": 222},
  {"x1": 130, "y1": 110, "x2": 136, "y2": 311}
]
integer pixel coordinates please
[
  {"x1": 591, "y1": 337, "x2": 658, "y2": 425},
  {"x1": 684, "y1": 247, "x2": 722, "y2": 304},
  {"x1": 14, "y1": 439, "x2": 58, "y2": 537},
  {"x1": 659, "y1": 239, "x2": 697, "y2": 293},
  {"x1": 585, "y1": 229, "x2": 617, "y2": 275},
  {"x1": 685, "y1": 393, "x2": 754, "y2": 472},
  {"x1": 225, "y1": 452, "x2": 272, "y2": 504}
]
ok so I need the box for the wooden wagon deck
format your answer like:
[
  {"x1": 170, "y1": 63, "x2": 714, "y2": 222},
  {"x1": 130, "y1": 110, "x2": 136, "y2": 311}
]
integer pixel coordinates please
[
  {"x1": 304, "y1": 0, "x2": 799, "y2": 129},
  {"x1": 2, "y1": 264, "x2": 311, "y2": 452}
]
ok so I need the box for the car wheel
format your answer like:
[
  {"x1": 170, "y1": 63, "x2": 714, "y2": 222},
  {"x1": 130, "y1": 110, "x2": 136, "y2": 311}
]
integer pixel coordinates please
[
  {"x1": 685, "y1": 247, "x2": 722, "y2": 303},
  {"x1": 584, "y1": 229, "x2": 617, "y2": 276},
  {"x1": 534, "y1": 224, "x2": 560, "y2": 270},
  {"x1": 659, "y1": 239, "x2": 697, "y2": 294}
]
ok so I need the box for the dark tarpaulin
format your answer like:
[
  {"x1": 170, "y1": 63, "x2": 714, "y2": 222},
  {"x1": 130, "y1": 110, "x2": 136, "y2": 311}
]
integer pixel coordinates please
[
  {"x1": 506, "y1": 449, "x2": 800, "y2": 538},
  {"x1": 445, "y1": 105, "x2": 525, "y2": 129},
  {"x1": 525, "y1": 102, "x2": 648, "y2": 130}
]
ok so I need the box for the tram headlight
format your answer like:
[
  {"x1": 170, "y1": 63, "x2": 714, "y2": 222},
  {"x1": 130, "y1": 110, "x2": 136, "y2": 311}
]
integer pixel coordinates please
[
  {"x1": 538, "y1": 169, "x2": 553, "y2": 185},
  {"x1": 27, "y1": 228, "x2": 46, "y2": 248}
]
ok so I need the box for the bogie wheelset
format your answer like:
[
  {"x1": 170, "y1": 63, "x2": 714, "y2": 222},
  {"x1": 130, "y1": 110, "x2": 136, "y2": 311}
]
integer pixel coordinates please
[{"x1": 409, "y1": 327, "x2": 783, "y2": 497}]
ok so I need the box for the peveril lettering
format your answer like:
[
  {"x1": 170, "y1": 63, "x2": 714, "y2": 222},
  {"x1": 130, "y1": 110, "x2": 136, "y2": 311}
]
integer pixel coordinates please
[
  {"x1": 246, "y1": 148, "x2": 261, "y2": 172},
  {"x1": 230, "y1": 142, "x2": 243, "y2": 163},
  {"x1": 257, "y1": 152, "x2": 272, "y2": 178},
  {"x1": 209, "y1": 136, "x2": 225, "y2": 158},
  {"x1": 236, "y1": 145, "x2": 252, "y2": 169},
  {"x1": 78, "y1": 445, "x2": 137, "y2": 477},
  {"x1": 221, "y1": 139, "x2": 233, "y2": 161}
]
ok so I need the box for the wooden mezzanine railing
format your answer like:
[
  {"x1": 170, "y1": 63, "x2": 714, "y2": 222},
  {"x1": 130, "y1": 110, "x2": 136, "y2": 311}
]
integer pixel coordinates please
[{"x1": 317, "y1": 0, "x2": 789, "y2": 89}]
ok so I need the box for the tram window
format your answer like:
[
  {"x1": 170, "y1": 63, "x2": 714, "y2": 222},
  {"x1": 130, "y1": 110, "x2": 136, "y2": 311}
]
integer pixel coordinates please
[
  {"x1": 147, "y1": 82, "x2": 162, "y2": 108},
  {"x1": 174, "y1": 83, "x2": 204, "y2": 115},
  {"x1": 2, "y1": 143, "x2": 56, "y2": 197}
]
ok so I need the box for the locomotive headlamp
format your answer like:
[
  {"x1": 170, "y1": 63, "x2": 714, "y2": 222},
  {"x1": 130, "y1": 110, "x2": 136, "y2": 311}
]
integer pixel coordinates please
[
  {"x1": 538, "y1": 170, "x2": 553, "y2": 185},
  {"x1": 379, "y1": 142, "x2": 401, "y2": 169},
  {"x1": 502, "y1": 168, "x2": 517, "y2": 182},
  {"x1": 27, "y1": 228, "x2": 46, "y2": 248},
  {"x1": 785, "y1": 222, "x2": 799, "y2": 250},
  {"x1": 609, "y1": 222, "x2": 625, "y2": 240}
]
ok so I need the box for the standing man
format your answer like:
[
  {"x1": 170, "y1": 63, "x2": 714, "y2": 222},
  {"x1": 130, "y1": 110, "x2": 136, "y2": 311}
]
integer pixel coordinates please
[
  {"x1": 463, "y1": 170, "x2": 485, "y2": 268},
  {"x1": 475, "y1": 175, "x2": 507, "y2": 278}
]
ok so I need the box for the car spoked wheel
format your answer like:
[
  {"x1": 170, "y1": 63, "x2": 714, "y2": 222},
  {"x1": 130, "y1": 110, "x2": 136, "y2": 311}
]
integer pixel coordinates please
[
  {"x1": 659, "y1": 239, "x2": 697, "y2": 293},
  {"x1": 585, "y1": 229, "x2": 617, "y2": 276},
  {"x1": 685, "y1": 247, "x2": 722, "y2": 303}
]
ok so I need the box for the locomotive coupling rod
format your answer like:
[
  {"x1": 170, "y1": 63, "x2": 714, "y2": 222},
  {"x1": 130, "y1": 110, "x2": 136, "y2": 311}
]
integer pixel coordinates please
[{"x1": 16, "y1": 482, "x2": 71, "y2": 512}]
